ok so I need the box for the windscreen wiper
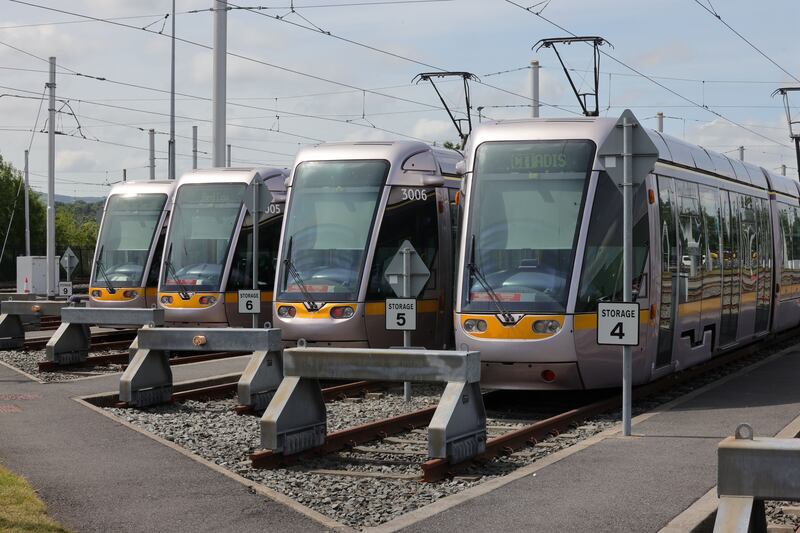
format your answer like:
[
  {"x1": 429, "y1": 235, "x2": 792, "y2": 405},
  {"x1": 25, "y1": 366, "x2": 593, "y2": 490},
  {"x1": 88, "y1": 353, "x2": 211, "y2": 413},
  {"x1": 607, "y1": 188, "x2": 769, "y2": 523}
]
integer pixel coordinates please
[
  {"x1": 283, "y1": 236, "x2": 319, "y2": 311},
  {"x1": 164, "y1": 243, "x2": 192, "y2": 301},
  {"x1": 94, "y1": 245, "x2": 117, "y2": 295},
  {"x1": 467, "y1": 234, "x2": 514, "y2": 324}
]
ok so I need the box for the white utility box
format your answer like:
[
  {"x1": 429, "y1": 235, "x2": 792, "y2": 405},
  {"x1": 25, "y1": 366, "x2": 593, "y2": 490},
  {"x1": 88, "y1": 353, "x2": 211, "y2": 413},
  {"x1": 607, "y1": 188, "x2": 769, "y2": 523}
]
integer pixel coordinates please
[{"x1": 16, "y1": 256, "x2": 59, "y2": 295}]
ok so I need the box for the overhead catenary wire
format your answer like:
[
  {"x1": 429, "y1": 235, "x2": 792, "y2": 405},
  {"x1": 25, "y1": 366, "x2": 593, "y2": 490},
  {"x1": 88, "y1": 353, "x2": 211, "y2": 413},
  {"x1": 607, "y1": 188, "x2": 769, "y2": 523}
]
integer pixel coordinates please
[
  {"x1": 692, "y1": 0, "x2": 800, "y2": 84},
  {"x1": 502, "y1": 0, "x2": 792, "y2": 149}
]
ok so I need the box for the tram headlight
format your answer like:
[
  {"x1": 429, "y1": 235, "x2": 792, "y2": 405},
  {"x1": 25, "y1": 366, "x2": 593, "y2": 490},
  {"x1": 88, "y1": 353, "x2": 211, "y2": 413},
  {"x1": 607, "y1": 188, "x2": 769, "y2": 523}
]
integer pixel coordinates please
[
  {"x1": 533, "y1": 320, "x2": 561, "y2": 334},
  {"x1": 91, "y1": 289, "x2": 102, "y2": 298},
  {"x1": 277, "y1": 305, "x2": 296, "y2": 318},
  {"x1": 330, "y1": 306, "x2": 354, "y2": 319},
  {"x1": 123, "y1": 290, "x2": 138, "y2": 299},
  {"x1": 160, "y1": 295, "x2": 173, "y2": 304},
  {"x1": 198, "y1": 295, "x2": 216, "y2": 306},
  {"x1": 464, "y1": 319, "x2": 487, "y2": 332}
]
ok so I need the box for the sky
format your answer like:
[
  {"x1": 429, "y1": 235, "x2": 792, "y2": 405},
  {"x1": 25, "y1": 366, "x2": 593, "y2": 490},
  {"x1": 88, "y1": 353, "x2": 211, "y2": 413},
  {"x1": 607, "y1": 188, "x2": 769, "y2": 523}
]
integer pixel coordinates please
[{"x1": 0, "y1": 0, "x2": 798, "y2": 197}]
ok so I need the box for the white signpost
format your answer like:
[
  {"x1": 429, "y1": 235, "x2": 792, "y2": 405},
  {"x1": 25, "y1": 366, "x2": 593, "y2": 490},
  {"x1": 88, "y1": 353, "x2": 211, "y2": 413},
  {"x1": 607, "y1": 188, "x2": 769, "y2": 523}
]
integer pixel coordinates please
[
  {"x1": 597, "y1": 109, "x2": 659, "y2": 436},
  {"x1": 238, "y1": 290, "x2": 261, "y2": 314},
  {"x1": 58, "y1": 281, "x2": 73, "y2": 298},
  {"x1": 60, "y1": 247, "x2": 79, "y2": 282},
  {"x1": 384, "y1": 240, "x2": 430, "y2": 401},
  {"x1": 597, "y1": 302, "x2": 640, "y2": 346}
]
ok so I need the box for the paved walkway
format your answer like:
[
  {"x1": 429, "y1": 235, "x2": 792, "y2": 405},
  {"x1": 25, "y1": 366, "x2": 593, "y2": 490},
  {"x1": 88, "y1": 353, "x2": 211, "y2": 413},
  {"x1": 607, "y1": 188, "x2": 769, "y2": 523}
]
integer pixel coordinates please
[
  {"x1": 389, "y1": 348, "x2": 800, "y2": 532},
  {"x1": 0, "y1": 356, "x2": 325, "y2": 533},
  {"x1": 3, "y1": 340, "x2": 800, "y2": 532}
]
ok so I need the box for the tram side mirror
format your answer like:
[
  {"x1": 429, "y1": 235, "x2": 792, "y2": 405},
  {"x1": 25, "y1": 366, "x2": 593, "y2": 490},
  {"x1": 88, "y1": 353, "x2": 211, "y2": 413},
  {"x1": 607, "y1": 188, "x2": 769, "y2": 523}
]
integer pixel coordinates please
[
  {"x1": 455, "y1": 160, "x2": 466, "y2": 175},
  {"x1": 284, "y1": 176, "x2": 291, "y2": 188}
]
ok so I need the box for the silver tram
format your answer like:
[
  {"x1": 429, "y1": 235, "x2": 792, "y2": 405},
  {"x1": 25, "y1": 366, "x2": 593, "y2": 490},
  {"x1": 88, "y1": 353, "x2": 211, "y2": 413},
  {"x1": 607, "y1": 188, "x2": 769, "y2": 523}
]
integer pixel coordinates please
[
  {"x1": 157, "y1": 167, "x2": 288, "y2": 327},
  {"x1": 89, "y1": 180, "x2": 175, "y2": 309},
  {"x1": 454, "y1": 117, "x2": 800, "y2": 390},
  {"x1": 272, "y1": 141, "x2": 463, "y2": 349}
]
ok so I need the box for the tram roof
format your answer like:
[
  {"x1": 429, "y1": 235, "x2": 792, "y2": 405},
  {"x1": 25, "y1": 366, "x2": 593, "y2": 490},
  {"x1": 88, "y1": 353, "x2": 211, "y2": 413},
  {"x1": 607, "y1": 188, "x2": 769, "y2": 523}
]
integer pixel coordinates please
[
  {"x1": 174, "y1": 167, "x2": 289, "y2": 191},
  {"x1": 288, "y1": 140, "x2": 463, "y2": 187},
  {"x1": 469, "y1": 117, "x2": 798, "y2": 198},
  {"x1": 106, "y1": 179, "x2": 176, "y2": 201}
]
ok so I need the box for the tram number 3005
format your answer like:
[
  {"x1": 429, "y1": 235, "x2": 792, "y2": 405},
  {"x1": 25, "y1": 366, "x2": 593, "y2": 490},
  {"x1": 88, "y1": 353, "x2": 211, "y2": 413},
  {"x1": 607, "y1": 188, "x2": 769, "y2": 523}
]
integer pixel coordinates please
[{"x1": 596, "y1": 302, "x2": 640, "y2": 346}]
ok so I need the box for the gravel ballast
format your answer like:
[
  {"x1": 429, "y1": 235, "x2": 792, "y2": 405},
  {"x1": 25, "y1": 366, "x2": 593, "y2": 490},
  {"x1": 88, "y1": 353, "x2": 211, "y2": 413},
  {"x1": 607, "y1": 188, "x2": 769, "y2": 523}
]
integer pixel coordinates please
[
  {"x1": 0, "y1": 349, "x2": 124, "y2": 382},
  {"x1": 103, "y1": 341, "x2": 799, "y2": 530}
]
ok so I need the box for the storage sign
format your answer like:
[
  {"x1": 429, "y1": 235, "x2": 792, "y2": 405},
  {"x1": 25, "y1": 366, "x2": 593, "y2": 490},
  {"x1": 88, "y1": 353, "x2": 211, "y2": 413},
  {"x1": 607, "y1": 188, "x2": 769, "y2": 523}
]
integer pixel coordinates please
[
  {"x1": 385, "y1": 298, "x2": 416, "y2": 331},
  {"x1": 238, "y1": 290, "x2": 261, "y2": 314},
  {"x1": 597, "y1": 302, "x2": 640, "y2": 346},
  {"x1": 58, "y1": 281, "x2": 73, "y2": 297}
]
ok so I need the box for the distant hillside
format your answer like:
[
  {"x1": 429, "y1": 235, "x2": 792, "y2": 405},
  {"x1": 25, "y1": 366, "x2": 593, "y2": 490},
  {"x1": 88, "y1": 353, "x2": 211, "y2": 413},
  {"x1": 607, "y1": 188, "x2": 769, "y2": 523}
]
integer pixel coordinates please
[{"x1": 36, "y1": 192, "x2": 105, "y2": 204}]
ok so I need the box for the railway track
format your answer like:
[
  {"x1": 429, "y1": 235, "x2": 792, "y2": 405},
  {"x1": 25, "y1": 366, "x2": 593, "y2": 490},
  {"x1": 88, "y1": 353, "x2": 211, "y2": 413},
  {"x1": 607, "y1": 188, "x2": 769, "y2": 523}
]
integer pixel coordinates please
[
  {"x1": 37, "y1": 349, "x2": 251, "y2": 372},
  {"x1": 249, "y1": 331, "x2": 800, "y2": 482},
  {"x1": 112, "y1": 379, "x2": 391, "y2": 409},
  {"x1": 23, "y1": 329, "x2": 139, "y2": 351}
]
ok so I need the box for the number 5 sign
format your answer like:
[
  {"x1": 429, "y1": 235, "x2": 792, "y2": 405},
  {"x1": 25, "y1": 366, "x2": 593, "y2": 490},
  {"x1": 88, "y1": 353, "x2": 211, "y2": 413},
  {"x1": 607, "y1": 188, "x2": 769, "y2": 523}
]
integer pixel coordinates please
[
  {"x1": 385, "y1": 298, "x2": 416, "y2": 331},
  {"x1": 597, "y1": 302, "x2": 640, "y2": 346}
]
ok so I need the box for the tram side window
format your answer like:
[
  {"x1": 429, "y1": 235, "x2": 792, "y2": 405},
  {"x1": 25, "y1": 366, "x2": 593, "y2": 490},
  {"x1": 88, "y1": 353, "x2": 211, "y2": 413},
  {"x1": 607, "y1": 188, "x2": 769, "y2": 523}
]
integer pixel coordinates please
[
  {"x1": 740, "y1": 195, "x2": 757, "y2": 293},
  {"x1": 575, "y1": 172, "x2": 649, "y2": 311},
  {"x1": 677, "y1": 180, "x2": 704, "y2": 303},
  {"x1": 791, "y1": 206, "x2": 800, "y2": 293},
  {"x1": 227, "y1": 215, "x2": 282, "y2": 292},
  {"x1": 699, "y1": 186, "x2": 721, "y2": 300},
  {"x1": 366, "y1": 190, "x2": 438, "y2": 300}
]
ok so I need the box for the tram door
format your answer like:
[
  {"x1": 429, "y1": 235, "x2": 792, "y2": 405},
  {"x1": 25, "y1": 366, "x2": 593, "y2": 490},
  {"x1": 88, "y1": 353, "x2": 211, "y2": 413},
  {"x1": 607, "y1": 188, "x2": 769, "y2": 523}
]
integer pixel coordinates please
[
  {"x1": 755, "y1": 198, "x2": 772, "y2": 333},
  {"x1": 656, "y1": 176, "x2": 677, "y2": 367},
  {"x1": 719, "y1": 191, "x2": 740, "y2": 346}
]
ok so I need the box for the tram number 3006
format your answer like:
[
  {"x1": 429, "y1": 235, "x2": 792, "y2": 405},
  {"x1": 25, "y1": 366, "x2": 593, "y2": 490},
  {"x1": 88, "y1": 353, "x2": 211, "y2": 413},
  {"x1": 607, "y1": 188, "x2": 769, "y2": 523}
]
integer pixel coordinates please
[
  {"x1": 401, "y1": 189, "x2": 428, "y2": 201},
  {"x1": 596, "y1": 302, "x2": 640, "y2": 346}
]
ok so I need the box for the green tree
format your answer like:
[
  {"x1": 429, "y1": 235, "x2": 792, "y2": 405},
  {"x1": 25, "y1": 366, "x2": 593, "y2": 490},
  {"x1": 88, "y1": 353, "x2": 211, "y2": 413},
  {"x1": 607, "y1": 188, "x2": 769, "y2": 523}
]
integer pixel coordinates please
[{"x1": 0, "y1": 155, "x2": 47, "y2": 280}]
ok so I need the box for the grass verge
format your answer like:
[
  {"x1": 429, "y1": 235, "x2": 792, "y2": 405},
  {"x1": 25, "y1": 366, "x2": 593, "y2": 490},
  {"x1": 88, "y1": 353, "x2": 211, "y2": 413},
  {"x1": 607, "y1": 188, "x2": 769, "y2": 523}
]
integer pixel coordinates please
[{"x1": 0, "y1": 464, "x2": 69, "y2": 533}]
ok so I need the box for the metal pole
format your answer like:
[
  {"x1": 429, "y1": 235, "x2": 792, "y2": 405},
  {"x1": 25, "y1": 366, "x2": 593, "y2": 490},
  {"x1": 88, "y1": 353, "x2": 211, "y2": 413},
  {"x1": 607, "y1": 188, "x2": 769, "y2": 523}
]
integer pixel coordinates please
[
  {"x1": 782, "y1": 164, "x2": 787, "y2": 176},
  {"x1": 227, "y1": 144, "x2": 232, "y2": 167},
  {"x1": 622, "y1": 116, "x2": 633, "y2": 437},
  {"x1": 212, "y1": 0, "x2": 227, "y2": 167},
  {"x1": 252, "y1": 180, "x2": 260, "y2": 329},
  {"x1": 192, "y1": 125, "x2": 198, "y2": 169},
  {"x1": 739, "y1": 146, "x2": 745, "y2": 161},
  {"x1": 149, "y1": 129, "x2": 156, "y2": 180},
  {"x1": 46, "y1": 56, "x2": 56, "y2": 297},
  {"x1": 531, "y1": 59, "x2": 540, "y2": 118},
  {"x1": 23, "y1": 149, "x2": 30, "y2": 256},
  {"x1": 122, "y1": 168, "x2": 127, "y2": 182},
  {"x1": 168, "y1": 0, "x2": 176, "y2": 180},
  {"x1": 656, "y1": 112, "x2": 664, "y2": 133},
  {"x1": 402, "y1": 247, "x2": 412, "y2": 401}
]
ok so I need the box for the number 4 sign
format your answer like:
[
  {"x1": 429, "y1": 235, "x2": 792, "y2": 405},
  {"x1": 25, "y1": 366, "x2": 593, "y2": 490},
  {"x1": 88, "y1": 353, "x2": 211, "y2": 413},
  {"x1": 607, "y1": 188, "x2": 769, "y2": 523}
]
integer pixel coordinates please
[{"x1": 597, "y1": 302, "x2": 640, "y2": 346}]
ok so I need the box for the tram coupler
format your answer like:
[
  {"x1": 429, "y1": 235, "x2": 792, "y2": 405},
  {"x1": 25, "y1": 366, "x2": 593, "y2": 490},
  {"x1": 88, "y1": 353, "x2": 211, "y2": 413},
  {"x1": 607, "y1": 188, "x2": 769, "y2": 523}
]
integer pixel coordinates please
[
  {"x1": 0, "y1": 300, "x2": 73, "y2": 349},
  {"x1": 46, "y1": 307, "x2": 165, "y2": 365},
  {"x1": 120, "y1": 326, "x2": 281, "y2": 408},
  {"x1": 713, "y1": 423, "x2": 800, "y2": 532},
  {"x1": 260, "y1": 347, "x2": 486, "y2": 463}
]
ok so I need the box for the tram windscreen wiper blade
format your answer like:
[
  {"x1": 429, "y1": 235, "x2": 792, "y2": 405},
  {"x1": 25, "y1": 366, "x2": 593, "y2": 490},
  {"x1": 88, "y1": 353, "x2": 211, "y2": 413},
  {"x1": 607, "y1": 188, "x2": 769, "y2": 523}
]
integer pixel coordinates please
[
  {"x1": 94, "y1": 245, "x2": 117, "y2": 294},
  {"x1": 283, "y1": 236, "x2": 319, "y2": 311},
  {"x1": 467, "y1": 234, "x2": 514, "y2": 323},
  {"x1": 164, "y1": 243, "x2": 191, "y2": 301}
]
